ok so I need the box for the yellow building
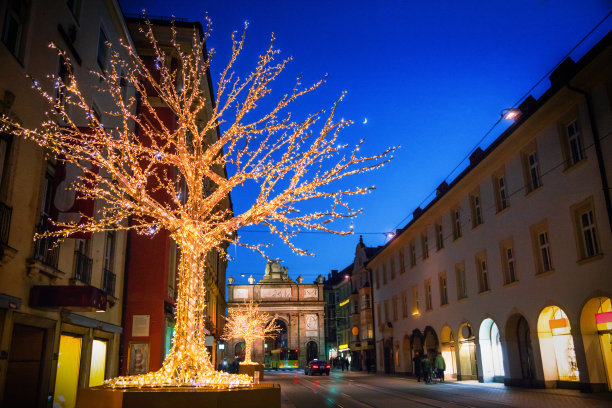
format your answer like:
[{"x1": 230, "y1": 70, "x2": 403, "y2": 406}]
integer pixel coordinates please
[
  {"x1": 371, "y1": 33, "x2": 612, "y2": 391},
  {"x1": 0, "y1": 1, "x2": 135, "y2": 407}
]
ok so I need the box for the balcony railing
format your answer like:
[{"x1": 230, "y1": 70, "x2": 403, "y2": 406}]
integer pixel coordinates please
[
  {"x1": 73, "y1": 251, "x2": 92, "y2": 284},
  {"x1": 33, "y1": 219, "x2": 59, "y2": 269},
  {"x1": 103, "y1": 268, "x2": 116, "y2": 296},
  {"x1": 0, "y1": 202, "x2": 12, "y2": 245}
]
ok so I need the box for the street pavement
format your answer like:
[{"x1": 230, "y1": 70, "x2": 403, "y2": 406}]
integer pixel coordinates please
[{"x1": 263, "y1": 369, "x2": 612, "y2": 408}]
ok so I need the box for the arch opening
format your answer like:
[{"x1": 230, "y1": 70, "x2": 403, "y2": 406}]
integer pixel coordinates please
[
  {"x1": 440, "y1": 325, "x2": 457, "y2": 378},
  {"x1": 537, "y1": 306, "x2": 579, "y2": 383},
  {"x1": 458, "y1": 323, "x2": 478, "y2": 380},
  {"x1": 580, "y1": 297, "x2": 612, "y2": 390},
  {"x1": 479, "y1": 318, "x2": 504, "y2": 382}
]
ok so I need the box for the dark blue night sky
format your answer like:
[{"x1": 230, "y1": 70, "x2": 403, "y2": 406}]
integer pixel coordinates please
[{"x1": 119, "y1": 0, "x2": 612, "y2": 284}]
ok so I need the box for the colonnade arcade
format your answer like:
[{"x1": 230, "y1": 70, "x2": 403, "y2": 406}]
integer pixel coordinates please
[{"x1": 390, "y1": 295, "x2": 612, "y2": 391}]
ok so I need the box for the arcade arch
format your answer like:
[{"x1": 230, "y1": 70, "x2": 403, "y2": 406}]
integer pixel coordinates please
[
  {"x1": 440, "y1": 325, "x2": 456, "y2": 378},
  {"x1": 537, "y1": 306, "x2": 579, "y2": 383},
  {"x1": 479, "y1": 318, "x2": 504, "y2": 382},
  {"x1": 458, "y1": 322, "x2": 478, "y2": 380},
  {"x1": 580, "y1": 296, "x2": 612, "y2": 390}
]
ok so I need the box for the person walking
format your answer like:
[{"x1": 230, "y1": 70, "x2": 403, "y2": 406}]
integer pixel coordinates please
[
  {"x1": 341, "y1": 357, "x2": 345, "y2": 372},
  {"x1": 412, "y1": 351, "x2": 422, "y2": 382},
  {"x1": 435, "y1": 352, "x2": 446, "y2": 382},
  {"x1": 421, "y1": 353, "x2": 432, "y2": 384}
]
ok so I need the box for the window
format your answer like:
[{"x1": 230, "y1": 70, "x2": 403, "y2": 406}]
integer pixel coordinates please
[
  {"x1": 401, "y1": 291, "x2": 408, "y2": 318},
  {"x1": 523, "y1": 148, "x2": 542, "y2": 192},
  {"x1": 384, "y1": 300, "x2": 389, "y2": 323},
  {"x1": 580, "y1": 210, "x2": 599, "y2": 258},
  {"x1": 571, "y1": 198, "x2": 601, "y2": 260},
  {"x1": 456, "y1": 263, "x2": 467, "y2": 299},
  {"x1": 55, "y1": 54, "x2": 70, "y2": 109},
  {"x1": 409, "y1": 240, "x2": 416, "y2": 267},
  {"x1": 392, "y1": 296, "x2": 398, "y2": 321},
  {"x1": 439, "y1": 272, "x2": 448, "y2": 306},
  {"x1": 97, "y1": 27, "x2": 108, "y2": 70},
  {"x1": 353, "y1": 301, "x2": 359, "y2": 315},
  {"x1": 566, "y1": 120, "x2": 584, "y2": 165},
  {"x1": 390, "y1": 257, "x2": 396, "y2": 280},
  {"x1": 399, "y1": 248, "x2": 406, "y2": 274},
  {"x1": 421, "y1": 231, "x2": 429, "y2": 259},
  {"x1": 560, "y1": 118, "x2": 585, "y2": 167},
  {"x1": 362, "y1": 293, "x2": 370, "y2": 309},
  {"x1": 452, "y1": 207, "x2": 462, "y2": 239},
  {"x1": 476, "y1": 254, "x2": 490, "y2": 292},
  {"x1": 470, "y1": 192, "x2": 483, "y2": 227},
  {"x1": 500, "y1": 239, "x2": 517, "y2": 284},
  {"x1": 493, "y1": 174, "x2": 509, "y2": 212},
  {"x1": 66, "y1": 0, "x2": 82, "y2": 23},
  {"x1": 424, "y1": 279, "x2": 433, "y2": 311},
  {"x1": 382, "y1": 263, "x2": 387, "y2": 285},
  {"x1": 435, "y1": 222, "x2": 444, "y2": 250},
  {"x1": 2, "y1": 0, "x2": 29, "y2": 61},
  {"x1": 530, "y1": 220, "x2": 553, "y2": 274},
  {"x1": 411, "y1": 285, "x2": 420, "y2": 315},
  {"x1": 0, "y1": 133, "x2": 12, "y2": 193},
  {"x1": 104, "y1": 231, "x2": 115, "y2": 272}
]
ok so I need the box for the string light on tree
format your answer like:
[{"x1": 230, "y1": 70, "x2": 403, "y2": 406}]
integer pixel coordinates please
[
  {"x1": 221, "y1": 301, "x2": 280, "y2": 365},
  {"x1": 0, "y1": 16, "x2": 395, "y2": 388}
]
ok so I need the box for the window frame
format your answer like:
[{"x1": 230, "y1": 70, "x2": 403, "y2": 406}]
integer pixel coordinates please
[
  {"x1": 452, "y1": 207, "x2": 462, "y2": 240},
  {"x1": 424, "y1": 279, "x2": 433, "y2": 311},
  {"x1": 570, "y1": 197, "x2": 601, "y2": 261},
  {"x1": 456, "y1": 263, "x2": 467, "y2": 300},
  {"x1": 476, "y1": 253, "x2": 490, "y2": 293},
  {"x1": 439, "y1": 271, "x2": 448, "y2": 306}
]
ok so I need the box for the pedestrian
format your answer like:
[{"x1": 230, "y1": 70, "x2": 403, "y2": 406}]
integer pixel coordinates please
[
  {"x1": 345, "y1": 358, "x2": 349, "y2": 371},
  {"x1": 435, "y1": 352, "x2": 446, "y2": 382},
  {"x1": 341, "y1": 357, "x2": 345, "y2": 371},
  {"x1": 421, "y1": 353, "x2": 432, "y2": 384},
  {"x1": 412, "y1": 351, "x2": 422, "y2": 382}
]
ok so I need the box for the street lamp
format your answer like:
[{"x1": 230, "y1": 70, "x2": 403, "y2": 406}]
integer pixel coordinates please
[{"x1": 501, "y1": 108, "x2": 521, "y2": 121}]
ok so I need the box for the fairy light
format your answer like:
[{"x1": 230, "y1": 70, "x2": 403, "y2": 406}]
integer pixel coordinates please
[
  {"x1": 0, "y1": 16, "x2": 395, "y2": 388},
  {"x1": 221, "y1": 301, "x2": 280, "y2": 365}
]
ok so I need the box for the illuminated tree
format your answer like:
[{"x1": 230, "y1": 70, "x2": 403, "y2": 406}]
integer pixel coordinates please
[
  {"x1": 0, "y1": 18, "x2": 394, "y2": 387},
  {"x1": 222, "y1": 301, "x2": 280, "y2": 364}
]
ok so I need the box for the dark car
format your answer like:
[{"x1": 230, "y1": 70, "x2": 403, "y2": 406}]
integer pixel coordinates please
[{"x1": 304, "y1": 360, "x2": 330, "y2": 376}]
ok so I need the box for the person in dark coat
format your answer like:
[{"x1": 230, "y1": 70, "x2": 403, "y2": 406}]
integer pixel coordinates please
[{"x1": 412, "y1": 351, "x2": 422, "y2": 382}]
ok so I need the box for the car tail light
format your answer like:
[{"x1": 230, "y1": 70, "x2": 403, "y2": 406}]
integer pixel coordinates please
[
  {"x1": 326, "y1": 365, "x2": 330, "y2": 368},
  {"x1": 313, "y1": 365, "x2": 318, "y2": 369}
]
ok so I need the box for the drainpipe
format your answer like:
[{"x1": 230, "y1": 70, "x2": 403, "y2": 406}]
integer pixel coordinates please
[{"x1": 566, "y1": 84, "x2": 612, "y2": 234}]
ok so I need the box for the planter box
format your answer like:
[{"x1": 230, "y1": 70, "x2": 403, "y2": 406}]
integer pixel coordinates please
[
  {"x1": 239, "y1": 363, "x2": 265, "y2": 382},
  {"x1": 76, "y1": 384, "x2": 280, "y2": 408}
]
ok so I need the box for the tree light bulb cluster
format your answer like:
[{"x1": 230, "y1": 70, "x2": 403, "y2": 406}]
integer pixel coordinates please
[
  {"x1": 0, "y1": 16, "x2": 395, "y2": 388},
  {"x1": 222, "y1": 301, "x2": 280, "y2": 365}
]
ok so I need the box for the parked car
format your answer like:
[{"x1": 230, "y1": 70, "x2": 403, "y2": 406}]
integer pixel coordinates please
[{"x1": 304, "y1": 360, "x2": 330, "y2": 376}]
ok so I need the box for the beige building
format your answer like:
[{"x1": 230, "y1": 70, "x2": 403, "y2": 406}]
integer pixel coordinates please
[
  {"x1": 0, "y1": 1, "x2": 134, "y2": 407},
  {"x1": 226, "y1": 261, "x2": 326, "y2": 368},
  {"x1": 371, "y1": 33, "x2": 612, "y2": 392}
]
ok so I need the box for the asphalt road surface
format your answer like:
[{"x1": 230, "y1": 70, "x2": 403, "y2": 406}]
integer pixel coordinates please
[{"x1": 263, "y1": 369, "x2": 612, "y2": 408}]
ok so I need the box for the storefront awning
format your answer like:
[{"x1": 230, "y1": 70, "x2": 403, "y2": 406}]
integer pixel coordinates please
[{"x1": 30, "y1": 285, "x2": 107, "y2": 312}]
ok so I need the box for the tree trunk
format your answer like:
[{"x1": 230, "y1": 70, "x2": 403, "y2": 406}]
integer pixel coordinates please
[{"x1": 106, "y1": 233, "x2": 252, "y2": 387}]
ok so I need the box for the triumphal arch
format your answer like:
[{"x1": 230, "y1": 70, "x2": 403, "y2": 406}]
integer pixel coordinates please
[{"x1": 226, "y1": 261, "x2": 326, "y2": 368}]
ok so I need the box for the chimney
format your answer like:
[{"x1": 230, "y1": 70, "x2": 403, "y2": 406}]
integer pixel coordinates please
[
  {"x1": 413, "y1": 207, "x2": 423, "y2": 219},
  {"x1": 549, "y1": 57, "x2": 575, "y2": 87},
  {"x1": 469, "y1": 148, "x2": 485, "y2": 166},
  {"x1": 436, "y1": 181, "x2": 449, "y2": 196}
]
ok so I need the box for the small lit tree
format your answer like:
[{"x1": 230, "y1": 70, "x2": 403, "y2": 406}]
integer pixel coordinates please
[
  {"x1": 0, "y1": 17, "x2": 395, "y2": 387},
  {"x1": 222, "y1": 301, "x2": 280, "y2": 365}
]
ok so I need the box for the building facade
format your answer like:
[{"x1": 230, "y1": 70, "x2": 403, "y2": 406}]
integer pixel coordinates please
[
  {"x1": 348, "y1": 237, "x2": 380, "y2": 371},
  {"x1": 0, "y1": 1, "x2": 134, "y2": 407},
  {"x1": 226, "y1": 261, "x2": 326, "y2": 368},
  {"x1": 371, "y1": 32, "x2": 612, "y2": 391}
]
